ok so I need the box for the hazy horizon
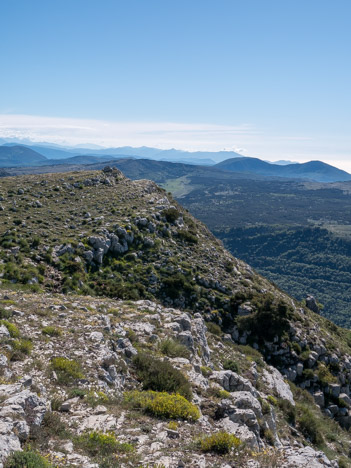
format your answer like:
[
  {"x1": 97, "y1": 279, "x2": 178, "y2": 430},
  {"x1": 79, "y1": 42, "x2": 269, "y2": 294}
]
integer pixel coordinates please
[{"x1": 1, "y1": 1, "x2": 351, "y2": 171}]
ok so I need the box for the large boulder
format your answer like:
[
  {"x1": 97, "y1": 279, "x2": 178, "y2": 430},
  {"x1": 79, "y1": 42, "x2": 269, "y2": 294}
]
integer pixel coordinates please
[
  {"x1": 2, "y1": 390, "x2": 47, "y2": 426},
  {"x1": 282, "y1": 446, "x2": 335, "y2": 467},
  {"x1": 262, "y1": 367, "x2": 295, "y2": 405},
  {"x1": 305, "y1": 296, "x2": 320, "y2": 314},
  {"x1": 210, "y1": 370, "x2": 258, "y2": 396},
  {"x1": 0, "y1": 419, "x2": 21, "y2": 466}
]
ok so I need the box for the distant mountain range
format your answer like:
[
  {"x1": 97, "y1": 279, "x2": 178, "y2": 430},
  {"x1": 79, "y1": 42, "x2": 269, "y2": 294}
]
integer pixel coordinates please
[
  {"x1": 0, "y1": 142, "x2": 350, "y2": 183},
  {"x1": 2, "y1": 142, "x2": 241, "y2": 165}
]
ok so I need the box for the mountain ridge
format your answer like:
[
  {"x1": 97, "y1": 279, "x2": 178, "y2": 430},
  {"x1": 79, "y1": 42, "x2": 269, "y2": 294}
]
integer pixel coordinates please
[
  {"x1": 215, "y1": 157, "x2": 351, "y2": 182},
  {"x1": 0, "y1": 168, "x2": 350, "y2": 465}
]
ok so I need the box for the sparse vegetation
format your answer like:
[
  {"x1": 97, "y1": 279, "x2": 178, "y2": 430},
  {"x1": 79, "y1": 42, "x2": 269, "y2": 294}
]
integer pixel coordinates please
[
  {"x1": 75, "y1": 430, "x2": 134, "y2": 456},
  {"x1": 199, "y1": 431, "x2": 241, "y2": 454},
  {"x1": 124, "y1": 390, "x2": 200, "y2": 421},
  {"x1": 0, "y1": 320, "x2": 20, "y2": 338},
  {"x1": 50, "y1": 357, "x2": 84, "y2": 385},
  {"x1": 159, "y1": 338, "x2": 190, "y2": 359},
  {"x1": 4, "y1": 450, "x2": 52, "y2": 468},
  {"x1": 42, "y1": 326, "x2": 62, "y2": 337},
  {"x1": 223, "y1": 358, "x2": 239, "y2": 373},
  {"x1": 133, "y1": 353, "x2": 192, "y2": 400}
]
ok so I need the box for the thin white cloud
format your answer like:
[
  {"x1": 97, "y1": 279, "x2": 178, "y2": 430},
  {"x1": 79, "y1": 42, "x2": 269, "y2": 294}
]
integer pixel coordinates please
[{"x1": 0, "y1": 114, "x2": 255, "y2": 150}]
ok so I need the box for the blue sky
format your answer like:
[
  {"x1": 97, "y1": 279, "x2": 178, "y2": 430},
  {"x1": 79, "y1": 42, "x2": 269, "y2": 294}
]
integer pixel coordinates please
[{"x1": 1, "y1": 0, "x2": 351, "y2": 169}]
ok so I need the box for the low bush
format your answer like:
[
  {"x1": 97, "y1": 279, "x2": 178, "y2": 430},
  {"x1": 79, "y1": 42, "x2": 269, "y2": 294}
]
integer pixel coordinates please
[
  {"x1": 267, "y1": 395, "x2": 278, "y2": 406},
  {"x1": 163, "y1": 208, "x2": 180, "y2": 223},
  {"x1": 259, "y1": 398, "x2": 271, "y2": 415},
  {"x1": 42, "y1": 326, "x2": 62, "y2": 337},
  {"x1": 263, "y1": 428, "x2": 275, "y2": 445},
  {"x1": 0, "y1": 320, "x2": 20, "y2": 338},
  {"x1": 302, "y1": 368, "x2": 315, "y2": 380},
  {"x1": 4, "y1": 450, "x2": 52, "y2": 468},
  {"x1": 68, "y1": 388, "x2": 87, "y2": 399},
  {"x1": 10, "y1": 338, "x2": 33, "y2": 360},
  {"x1": 159, "y1": 338, "x2": 190, "y2": 359},
  {"x1": 124, "y1": 390, "x2": 200, "y2": 421},
  {"x1": 39, "y1": 411, "x2": 70, "y2": 440},
  {"x1": 200, "y1": 366, "x2": 212, "y2": 377},
  {"x1": 75, "y1": 430, "x2": 133, "y2": 456},
  {"x1": 297, "y1": 404, "x2": 323, "y2": 445},
  {"x1": 50, "y1": 357, "x2": 84, "y2": 385},
  {"x1": 218, "y1": 389, "x2": 231, "y2": 399},
  {"x1": 132, "y1": 353, "x2": 192, "y2": 400},
  {"x1": 205, "y1": 322, "x2": 222, "y2": 336},
  {"x1": 199, "y1": 431, "x2": 241, "y2": 454},
  {"x1": 0, "y1": 308, "x2": 12, "y2": 319},
  {"x1": 177, "y1": 229, "x2": 198, "y2": 244},
  {"x1": 86, "y1": 390, "x2": 109, "y2": 408},
  {"x1": 223, "y1": 359, "x2": 239, "y2": 373},
  {"x1": 291, "y1": 342, "x2": 302, "y2": 354},
  {"x1": 162, "y1": 272, "x2": 197, "y2": 301},
  {"x1": 237, "y1": 295, "x2": 295, "y2": 342},
  {"x1": 278, "y1": 398, "x2": 296, "y2": 425},
  {"x1": 317, "y1": 363, "x2": 337, "y2": 386},
  {"x1": 167, "y1": 421, "x2": 178, "y2": 430}
]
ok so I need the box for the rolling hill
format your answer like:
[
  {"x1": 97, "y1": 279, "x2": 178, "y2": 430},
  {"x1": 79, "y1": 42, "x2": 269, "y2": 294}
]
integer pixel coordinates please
[
  {"x1": 215, "y1": 157, "x2": 351, "y2": 182},
  {"x1": 0, "y1": 145, "x2": 47, "y2": 167}
]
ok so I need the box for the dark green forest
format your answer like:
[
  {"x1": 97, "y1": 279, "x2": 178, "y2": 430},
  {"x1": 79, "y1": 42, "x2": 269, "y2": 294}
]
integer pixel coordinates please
[{"x1": 213, "y1": 226, "x2": 351, "y2": 327}]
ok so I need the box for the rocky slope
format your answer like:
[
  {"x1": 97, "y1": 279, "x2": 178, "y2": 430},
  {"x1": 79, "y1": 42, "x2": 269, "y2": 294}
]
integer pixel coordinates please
[{"x1": 0, "y1": 168, "x2": 350, "y2": 467}]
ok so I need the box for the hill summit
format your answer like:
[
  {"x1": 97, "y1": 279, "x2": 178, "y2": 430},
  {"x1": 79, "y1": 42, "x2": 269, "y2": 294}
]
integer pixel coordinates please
[
  {"x1": 215, "y1": 157, "x2": 351, "y2": 182},
  {"x1": 0, "y1": 168, "x2": 350, "y2": 466}
]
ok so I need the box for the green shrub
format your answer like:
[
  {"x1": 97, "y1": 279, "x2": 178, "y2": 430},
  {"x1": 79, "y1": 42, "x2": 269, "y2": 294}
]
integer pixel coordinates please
[
  {"x1": 68, "y1": 388, "x2": 88, "y2": 399},
  {"x1": 42, "y1": 326, "x2": 62, "y2": 337},
  {"x1": 302, "y1": 369, "x2": 314, "y2": 380},
  {"x1": 218, "y1": 389, "x2": 231, "y2": 399},
  {"x1": 177, "y1": 229, "x2": 198, "y2": 244},
  {"x1": 338, "y1": 457, "x2": 350, "y2": 468},
  {"x1": 200, "y1": 366, "x2": 212, "y2": 377},
  {"x1": 11, "y1": 338, "x2": 33, "y2": 359},
  {"x1": 0, "y1": 308, "x2": 12, "y2": 319},
  {"x1": 199, "y1": 431, "x2": 241, "y2": 454},
  {"x1": 33, "y1": 410, "x2": 70, "y2": 440},
  {"x1": 75, "y1": 430, "x2": 133, "y2": 456},
  {"x1": 237, "y1": 295, "x2": 294, "y2": 342},
  {"x1": 299, "y1": 348, "x2": 311, "y2": 362},
  {"x1": 4, "y1": 450, "x2": 52, "y2": 468},
  {"x1": 317, "y1": 363, "x2": 337, "y2": 386},
  {"x1": 205, "y1": 322, "x2": 222, "y2": 336},
  {"x1": 50, "y1": 397, "x2": 63, "y2": 411},
  {"x1": 0, "y1": 320, "x2": 20, "y2": 338},
  {"x1": 297, "y1": 405, "x2": 323, "y2": 445},
  {"x1": 263, "y1": 428, "x2": 275, "y2": 445},
  {"x1": 126, "y1": 328, "x2": 137, "y2": 343},
  {"x1": 124, "y1": 390, "x2": 200, "y2": 421},
  {"x1": 132, "y1": 353, "x2": 192, "y2": 400},
  {"x1": 51, "y1": 357, "x2": 84, "y2": 385},
  {"x1": 163, "y1": 208, "x2": 180, "y2": 223},
  {"x1": 267, "y1": 395, "x2": 278, "y2": 406},
  {"x1": 278, "y1": 399, "x2": 296, "y2": 425},
  {"x1": 159, "y1": 338, "x2": 190, "y2": 359},
  {"x1": 86, "y1": 390, "x2": 109, "y2": 408},
  {"x1": 259, "y1": 398, "x2": 271, "y2": 415},
  {"x1": 162, "y1": 272, "x2": 196, "y2": 301},
  {"x1": 223, "y1": 359, "x2": 239, "y2": 373},
  {"x1": 291, "y1": 342, "x2": 301, "y2": 354}
]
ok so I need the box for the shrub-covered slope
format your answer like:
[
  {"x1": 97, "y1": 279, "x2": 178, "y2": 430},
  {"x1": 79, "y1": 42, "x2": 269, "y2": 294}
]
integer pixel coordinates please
[{"x1": 0, "y1": 168, "x2": 350, "y2": 467}]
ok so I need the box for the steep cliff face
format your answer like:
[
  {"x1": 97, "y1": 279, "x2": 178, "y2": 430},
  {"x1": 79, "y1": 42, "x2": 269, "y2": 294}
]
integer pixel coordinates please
[{"x1": 0, "y1": 169, "x2": 350, "y2": 467}]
